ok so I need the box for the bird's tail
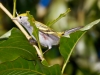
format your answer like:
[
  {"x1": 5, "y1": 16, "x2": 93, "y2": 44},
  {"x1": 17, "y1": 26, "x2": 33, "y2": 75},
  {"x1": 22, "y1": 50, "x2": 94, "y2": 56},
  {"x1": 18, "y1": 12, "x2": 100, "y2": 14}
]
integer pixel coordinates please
[{"x1": 62, "y1": 26, "x2": 83, "y2": 37}]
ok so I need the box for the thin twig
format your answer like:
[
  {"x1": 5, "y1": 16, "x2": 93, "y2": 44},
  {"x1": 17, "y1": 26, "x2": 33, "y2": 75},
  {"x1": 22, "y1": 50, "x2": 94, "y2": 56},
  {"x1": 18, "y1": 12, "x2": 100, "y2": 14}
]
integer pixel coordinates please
[
  {"x1": 0, "y1": 3, "x2": 44, "y2": 61},
  {"x1": 13, "y1": 0, "x2": 16, "y2": 17}
]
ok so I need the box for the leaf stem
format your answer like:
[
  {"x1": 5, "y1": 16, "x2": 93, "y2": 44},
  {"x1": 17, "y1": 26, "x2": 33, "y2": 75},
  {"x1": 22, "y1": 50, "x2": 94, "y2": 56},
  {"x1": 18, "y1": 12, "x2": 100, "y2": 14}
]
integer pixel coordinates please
[
  {"x1": 36, "y1": 36, "x2": 44, "y2": 60},
  {"x1": 0, "y1": 3, "x2": 45, "y2": 61},
  {"x1": 13, "y1": 0, "x2": 16, "y2": 17},
  {"x1": 47, "y1": 8, "x2": 71, "y2": 26},
  {"x1": 33, "y1": 45, "x2": 44, "y2": 61}
]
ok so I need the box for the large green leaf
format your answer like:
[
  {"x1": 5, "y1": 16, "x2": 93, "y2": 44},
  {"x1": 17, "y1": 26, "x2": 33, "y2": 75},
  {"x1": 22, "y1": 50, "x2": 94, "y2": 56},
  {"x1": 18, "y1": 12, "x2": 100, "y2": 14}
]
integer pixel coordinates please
[
  {"x1": 0, "y1": 28, "x2": 37, "y2": 64},
  {"x1": 0, "y1": 57, "x2": 61, "y2": 75},
  {"x1": 59, "y1": 19, "x2": 100, "y2": 60},
  {"x1": 59, "y1": 19, "x2": 100, "y2": 73},
  {"x1": 59, "y1": 31, "x2": 85, "y2": 60}
]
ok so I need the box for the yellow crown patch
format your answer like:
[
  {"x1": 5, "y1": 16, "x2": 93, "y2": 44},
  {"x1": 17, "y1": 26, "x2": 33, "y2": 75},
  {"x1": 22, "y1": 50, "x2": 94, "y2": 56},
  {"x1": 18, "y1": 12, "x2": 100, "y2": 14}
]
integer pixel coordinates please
[{"x1": 18, "y1": 13, "x2": 27, "y2": 16}]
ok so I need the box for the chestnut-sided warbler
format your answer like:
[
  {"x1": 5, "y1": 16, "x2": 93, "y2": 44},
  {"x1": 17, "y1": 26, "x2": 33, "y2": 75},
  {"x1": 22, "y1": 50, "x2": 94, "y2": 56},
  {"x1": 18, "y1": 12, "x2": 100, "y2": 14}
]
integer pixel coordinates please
[{"x1": 13, "y1": 13, "x2": 82, "y2": 49}]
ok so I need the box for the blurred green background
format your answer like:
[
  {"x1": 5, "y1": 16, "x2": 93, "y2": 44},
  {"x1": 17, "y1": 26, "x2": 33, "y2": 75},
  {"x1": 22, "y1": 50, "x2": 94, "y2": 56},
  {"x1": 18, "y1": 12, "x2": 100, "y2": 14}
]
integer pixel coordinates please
[{"x1": 0, "y1": 0, "x2": 100, "y2": 75}]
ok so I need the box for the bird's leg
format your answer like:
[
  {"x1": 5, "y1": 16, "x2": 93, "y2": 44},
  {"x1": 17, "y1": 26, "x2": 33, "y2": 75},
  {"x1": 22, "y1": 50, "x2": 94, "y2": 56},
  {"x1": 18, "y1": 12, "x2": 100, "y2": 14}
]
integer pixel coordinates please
[{"x1": 43, "y1": 48, "x2": 50, "y2": 54}]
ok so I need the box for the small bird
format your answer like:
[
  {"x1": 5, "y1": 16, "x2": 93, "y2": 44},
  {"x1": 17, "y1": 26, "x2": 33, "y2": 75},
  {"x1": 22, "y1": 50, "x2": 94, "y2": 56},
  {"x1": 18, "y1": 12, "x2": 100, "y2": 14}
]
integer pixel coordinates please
[{"x1": 13, "y1": 13, "x2": 82, "y2": 49}]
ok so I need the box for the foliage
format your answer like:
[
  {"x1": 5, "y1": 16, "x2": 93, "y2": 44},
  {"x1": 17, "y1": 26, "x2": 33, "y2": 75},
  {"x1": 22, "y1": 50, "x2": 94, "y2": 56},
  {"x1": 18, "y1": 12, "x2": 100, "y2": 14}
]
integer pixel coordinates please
[
  {"x1": 0, "y1": 57, "x2": 61, "y2": 75},
  {"x1": 0, "y1": 1, "x2": 100, "y2": 74},
  {"x1": 0, "y1": 14, "x2": 100, "y2": 74}
]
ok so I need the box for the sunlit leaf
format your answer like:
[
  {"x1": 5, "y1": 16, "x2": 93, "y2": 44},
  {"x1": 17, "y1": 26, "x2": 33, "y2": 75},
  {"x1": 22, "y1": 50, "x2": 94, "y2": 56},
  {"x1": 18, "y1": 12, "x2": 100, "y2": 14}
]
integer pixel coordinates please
[
  {"x1": 0, "y1": 29, "x2": 11, "y2": 39},
  {"x1": 80, "y1": 19, "x2": 100, "y2": 31}
]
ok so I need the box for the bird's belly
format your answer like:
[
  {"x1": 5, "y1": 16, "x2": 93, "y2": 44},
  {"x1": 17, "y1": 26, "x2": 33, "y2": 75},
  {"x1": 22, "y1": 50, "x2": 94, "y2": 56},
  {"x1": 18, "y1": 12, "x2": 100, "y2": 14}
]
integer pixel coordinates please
[{"x1": 39, "y1": 31, "x2": 59, "y2": 49}]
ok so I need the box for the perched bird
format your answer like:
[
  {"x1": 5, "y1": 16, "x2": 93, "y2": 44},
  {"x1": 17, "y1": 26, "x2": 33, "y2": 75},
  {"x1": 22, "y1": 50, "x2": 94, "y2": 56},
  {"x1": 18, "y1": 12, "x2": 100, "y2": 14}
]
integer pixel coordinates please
[{"x1": 13, "y1": 13, "x2": 82, "y2": 49}]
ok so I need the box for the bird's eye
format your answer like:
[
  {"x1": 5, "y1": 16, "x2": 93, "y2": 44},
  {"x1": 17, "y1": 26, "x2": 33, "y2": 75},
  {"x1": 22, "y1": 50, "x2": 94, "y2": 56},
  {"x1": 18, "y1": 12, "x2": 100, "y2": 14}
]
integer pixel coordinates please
[{"x1": 19, "y1": 16, "x2": 22, "y2": 19}]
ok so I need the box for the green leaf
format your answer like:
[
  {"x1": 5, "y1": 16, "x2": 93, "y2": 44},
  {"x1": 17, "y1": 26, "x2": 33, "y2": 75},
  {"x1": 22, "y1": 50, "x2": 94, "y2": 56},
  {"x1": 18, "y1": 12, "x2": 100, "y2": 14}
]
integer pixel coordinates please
[
  {"x1": 26, "y1": 11, "x2": 39, "y2": 40},
  {"x1": 59, "y1": 19, "x2": 100, "y2": 73},
  {"x1": 36, "y1": 60, "x2": 61, "y2": 75},
  {"x1": 59, "y1": 31, "x2": 85, "y2": 60},
  {"x1": 26, "y1": 11, "x2": 42, "y2": 52},
  {"x1": 0, "y1": 28, "x2": 37, "y2": 64},
  {"x1": 0, "y1": 57, "x2": 61, "y2": 75},
  {"x1": 41, "y1": 59, "x2": 49, "y2": 66},
  {"x1": 47, "y1": 8, "x2": 71, "y2": 26},
  {"x1": 60, "y1": 31, "x2": 85, "y2": 74},
  {"x1": 26, "y1": 12, "x2": 49, "y2": 66}
]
